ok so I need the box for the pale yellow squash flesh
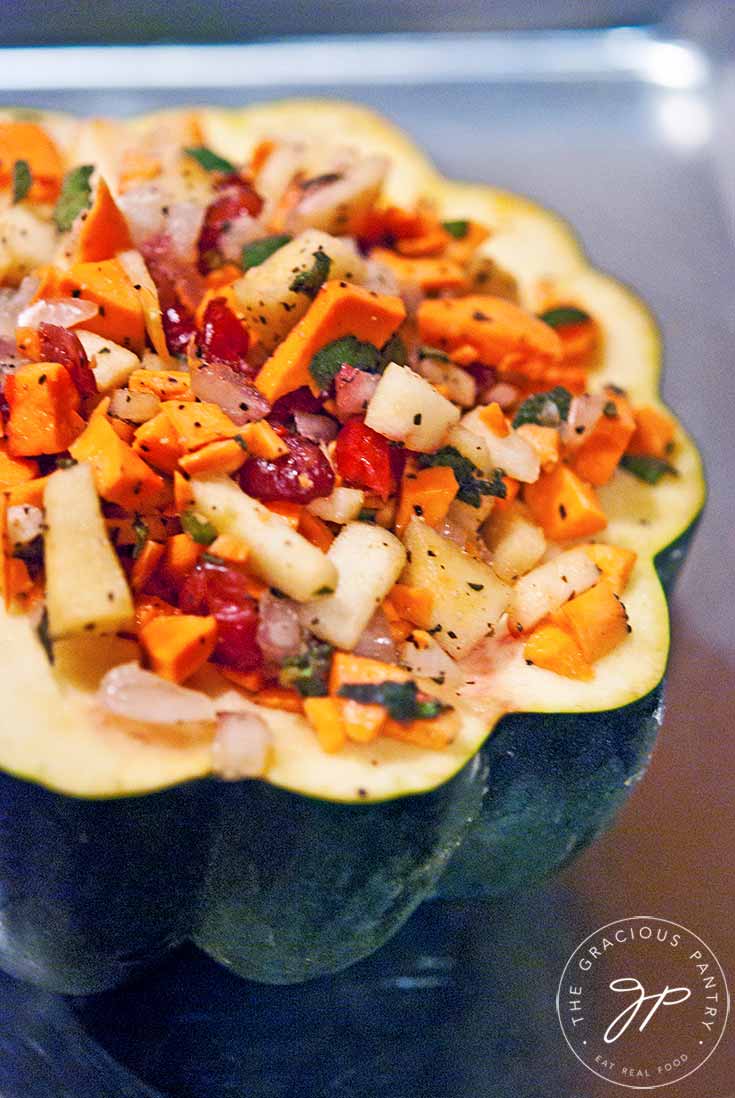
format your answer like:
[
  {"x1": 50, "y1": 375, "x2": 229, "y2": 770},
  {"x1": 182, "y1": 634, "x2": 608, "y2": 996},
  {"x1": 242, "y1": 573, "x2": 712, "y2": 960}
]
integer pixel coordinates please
[{"x1": 0, "y1": 101, "x2": 705, "y2": 802}]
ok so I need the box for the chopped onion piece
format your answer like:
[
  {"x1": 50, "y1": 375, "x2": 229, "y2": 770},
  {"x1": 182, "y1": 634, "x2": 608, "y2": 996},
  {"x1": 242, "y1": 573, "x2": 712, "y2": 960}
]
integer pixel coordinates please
[
  {"x1": 213, "y1": 711, "x2": 272, "y2": 780},
  {"x1": 98, "y1": 662, "x2": 217, "y2": 725},
  {"x1": 508, "y1": 547, "x2": 601, "y2": 633},
  {"x1": 167, "y1": 200, "x2": 207, "y2": 264},
  {"x1": 18, "y1": 297, "x2": 98, "y2": 330},
  {"x1": 308, "y1": 486, "x2": 364, "y2": 524},
  {"x1": 109, "y1": 387, "x2": 161, "y2": 423},
  {"x1": 485, "y1": 382, "x2": 519, "y2": 410},
  {"x1": 293, "y1": 411, "x2": 338, "y2": 444},
  {"x1": 7, "y1": 504, "x2": 43, "y2": 547},
  {"x1": 0, "y1": 274, "x2": 39, "y2": 338},
  {"x1": 353, "y1": 607, "x2": 397, "y2": 663},
  {"x1": 561, "y1": 393, "x2": 605, "y2": 450},
  {"x1": 117, "y1": 184, "x2": 168, "y2": 248},
  {"x1": 400, "y1": 633, "x2": 459, "y2": 685},
  {"x1": 256, "y1": 591, "x2": 302, "y2": 664},
  {"x1": 191, "y1": 363, "x2": 270, "y2": 424}
]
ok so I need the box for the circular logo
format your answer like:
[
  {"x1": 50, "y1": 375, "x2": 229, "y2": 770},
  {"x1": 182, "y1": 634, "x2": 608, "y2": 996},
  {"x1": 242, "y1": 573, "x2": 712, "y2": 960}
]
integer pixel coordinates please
[{"x1": 556, "y1": 916, "x2": 729, "y2": 1089}]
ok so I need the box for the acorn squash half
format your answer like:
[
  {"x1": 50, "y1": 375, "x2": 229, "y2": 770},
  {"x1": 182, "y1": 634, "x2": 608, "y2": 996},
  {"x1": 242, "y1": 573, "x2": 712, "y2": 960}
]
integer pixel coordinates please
[{"x1": 0, "y1": 101, "x2": 704, "y2": 992}]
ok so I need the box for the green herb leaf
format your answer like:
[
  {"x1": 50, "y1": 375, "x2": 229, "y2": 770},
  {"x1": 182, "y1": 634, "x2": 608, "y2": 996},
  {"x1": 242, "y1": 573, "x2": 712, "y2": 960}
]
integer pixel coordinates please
[
  {"x1": 54, "y1": 164, "x2": 94, "y2": 232},
  {"x1": 358, "y1": 508, "x2": 377, "y2": 523},
  {"x1": 36, "y1": 607, "x2": 54, "y2": 664},
  {"x1": 12, "y1": 159, "x2": 32, "y2": 204},
  {"x1": 338, "y1": 680, "x2": 447, "y2": 722},
  {"x1": 603, "y1": 400, "x2": 619, "y2": 418},
  {"x1": 184, "y1": 146, "x2": 235, "y2": 173},
  {"x1": 12, "y1": 536, "x2": 44, "y2": 570},
  {"x1": 620, "y1": 454, "x2": 678, "y2": 484},
  {"x1": 442, "y1": 219, "x2": 469, "y2": 239},
  {"x1": 131, "y1": 517, "x2": 149, "y2": 560},
  {"x1": 55, "y1": 456, "x2": 78, "y2": 470},
  {"x1": 418, "y1": 446, "x2": 506, "y2": 508},
  {"x1": 180, "y1": 510, "x2": 218, "y2": 546},
  {"x1": 280, "y1": 640, "x2": 333, "y2": 697},
  {"x1": 538, "y1": 305, "x2": 591, "y2": 329},
  {"x1": 418, "y1": 346, "x2": 451, "y2": 363},
  {"x1": 242, "y1": 233, "x2": 292, "y2": 270},
  {"x1": 380, "y1": 333, "x2": 407, "y2": 368},
  {"x1": 309, "y1": 335, "x2": 381, "y2": 390},
  {"x1": 289, "y1": 249, "x2": 332, "y2": 299},
  {"x1": 512, "y1": 386, "x2": 572, "y2": 429}
]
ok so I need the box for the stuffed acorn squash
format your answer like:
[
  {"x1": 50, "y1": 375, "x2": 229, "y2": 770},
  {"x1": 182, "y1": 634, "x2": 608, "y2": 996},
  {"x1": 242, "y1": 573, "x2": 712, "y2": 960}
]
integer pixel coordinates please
[{"x1": 0, "y1": 101, "x2": 704, "y2": 992}]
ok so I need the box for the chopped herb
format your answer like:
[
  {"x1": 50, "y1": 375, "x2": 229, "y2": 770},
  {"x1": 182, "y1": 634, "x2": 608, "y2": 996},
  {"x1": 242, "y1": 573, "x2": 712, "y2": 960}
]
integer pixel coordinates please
[
  {"x1": 289, "y1": 249, "x2": 331, "y2": 299},
  {"x1": 36, "y1": 608, "x2": 54, "y2": 664},
  {"x1": 315, "y1": 585, "x2": 335, "y2": 596},
  {"x1": 54, "y1": 164, "x2": 94, "y2": 232},
  {"x1": 12, "y1": 535, "x2": 44, "y2": 571},
  {"x1": 380, "y1": 333, "x2": 407, "y2": 368},
  {"x1": 184, "y1": 146, "x2": 235, "y2": 173},
  {"x1": 12, "y1": 159, "x2": 31, "y2": 203},
  {"x1": 131, "y1": 517, "x2": 149, "y2": 559},
  {"x1": 620, "y1": 454, "x2": 678, "y2": 484},
  {"x1": 468, "y1": 582, "x2": 484, "y2": 591},
  {"x1": 603, "y1": 401, "x2": 619, "y2": 418},
  {"x1": 442, "y1": 219, "x2": 469, "y2": 239},
  {"x1": 309, "y1": 335, "x2": 381, "y2": 389},
  {"x1": 418, "y1": 446, "x2": 506, "y2": 508},
  {"x1": 538, "y1": 305, "x2": 591, "y2": 329},
  {"x1": 280, "y1": 640, "x2": 333, "y2": 697},
  {"x1": 418, "y1": 345, "x2": 451, "y2": 363},
  {"x1": 241, "y1": 233, "x2": 292, "y2": 270},
  {"x1": 512, "y1": 385, "x2": 572, "y2": 428},
  {"x1": 338, "y1": 680, "x2": 447, "y2": 722},
  {"x1": 180, "y1": 510, "x2": 218, "y2": 545},
  {"x1": 358, "y1": 508, "x2": 377, "y2": 523},
  {"x1": 55, "y1": 456, "x2": 77, "y2": 469}
]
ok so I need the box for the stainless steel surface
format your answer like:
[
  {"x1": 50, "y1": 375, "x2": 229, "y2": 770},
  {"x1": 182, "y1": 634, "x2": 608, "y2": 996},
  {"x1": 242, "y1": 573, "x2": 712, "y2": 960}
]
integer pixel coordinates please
[{"x1": 0, "y1": 28, "x2": 732, "y2": 1097}]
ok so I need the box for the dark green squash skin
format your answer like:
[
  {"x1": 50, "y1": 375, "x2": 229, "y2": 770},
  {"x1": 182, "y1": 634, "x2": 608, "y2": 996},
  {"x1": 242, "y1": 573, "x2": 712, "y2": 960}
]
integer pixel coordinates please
[
  {"x1": 0, "y1": 519, "x2": 698, "y2": 993},
  {"x1": 435, "y1": 516, "x2": 700, "y2": 899}
]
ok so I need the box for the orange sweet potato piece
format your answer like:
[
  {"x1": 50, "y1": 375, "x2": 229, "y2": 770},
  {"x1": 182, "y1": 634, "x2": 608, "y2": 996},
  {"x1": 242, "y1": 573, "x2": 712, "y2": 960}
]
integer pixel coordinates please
[
  {"x1": 492, "y1": 475, "x2": 519, "y2": 513},
  {"x1": 388, "y1": 584, "x2": 434, "y2": 630},
  {"x1": 69, "y1": 415, "x2": 165, "y2": 510},
  {"x1": 554, "y1": 580, "x2": 630, "y2": 663},
  {"x1": 329, "y1": 651, "x2": 410, "y2": 696},
  {"x1": 139, "y1": 613, "x2": 217, "y2": 683},
  {"x1": 523, "y1": 622, "x2": 594, "y2": 680},
  {"x1": 133, "y1": 412, "x2": 183, "y2": 474},
  {"x1": 0, "y1": 121, "x2": 63, "y2": 203},
  {"x1": 570, "y1": 390, "x2": 635, "y2": 486},
  {"x1": 5, "y1": 363, "x2": 84, "y2": 456},
  {"x1": 0, "y1": 442, "x2": 38, "y2": 488},
  {"x1": 208, "y1": 533, "x2": 250, "y2": 565},
  {"x1": 129, "y1": 369, "x2": 193, "y2": 402},
  {"x1": 162, "y1": 400, "x2": 240, "y2": 451},
  {"x1": 237, "y1": 420, "x2": 289, "y2": 459},
  {"x1": 178, "y1": 438, "x2": 246, "y2": 477},
  {"x1": 478, "y1": 402, "x2": 509, "y2": 436},
  {"x1": 298, "y1": 509, "x2": 334, "y2": 553},
  {"x1": 134, "y1": 594, "x2": 180, "y2": 631},
  {"x1": 339, "y1": 698, "x2": 387, "y2": 743},
  {"x1": 74, "y1": 178, "x2": 134, "y2": 262},
  {"x1": 265, "y1": 501, "x2": 303, "y2": 529},
  {"x1": 417, "y1": 295, "x2": 562, "y2": 369},
  {"x1": 524, "y1": 464, "x2": 607, "y2": 540},
  {"x1": 394, "y1": 464, "x2": 458, "y2": 536},
  {"x1": 370, "y1": 248, "x2": 465, "y2": 294},
  {"x1": 516, "y1": 424, "x2": 560, "y2": 472},
  {"x1": 303, "y1": 696, "x2": 346, "y2": 753},
  {"x1": 627, "y1": 405, "x2": 676, "y2": 459},
  {"x1": 160, "y1": 533, "x2": 203, "y2": 587},
  {"x1": 58, "y1": 259, "x2": 145, "y2": 352},
  {"x1": 254, "y1": 686, "x2": 305, "y2": 714},
  {"x1": 130, "y1": 539, "x2": 165, "y2": 593},
  {"x1": 255, "y1": 280, "x2": 406, "y2": 403},
  {"x1": 580, "y1": 543, "x2": 637, "y2": 595},
  {"x1": 395, "y1": 226, "x2": 451, "y2": 257},
  {"x1": 173, "y1": 470, "x2": 195, "y2": 513},
  {"x1": 5, "y1": 475, "x2": 49, "y2": 509},
  {"x1": 383, "y1": 708, "x2": 459, "y2": 749}
]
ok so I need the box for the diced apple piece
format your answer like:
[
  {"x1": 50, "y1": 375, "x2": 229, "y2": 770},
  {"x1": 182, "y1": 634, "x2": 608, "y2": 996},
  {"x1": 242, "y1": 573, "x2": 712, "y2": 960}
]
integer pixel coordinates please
[
  {"x1": 287, "y1": 156, "x2": 388, "y2": 236},
  {"x1": 76, "y1": 329, "x2": 140, "y2": 393},
  {"x1": 483, "y1": 503, "x2": 546, "y2": 583},
  {"x1": 365, "y1": 362, "x2": 460, "y2": 452},
  {"x1": 308, "y1": 486, "x2": 365, "y2": 524},
  {"x1": 402, "y1": 519, "x2": 510, "y2": 659},
  {"x1": 445, "y1": 422, "x2": 493, "y2": 474},
  {"x1": 300, "y1": 522, "x2": 406, "y2": 650},
  {"x1": 233, "y1": 229, "x2": 366, "y2": 352},
  {"x1": 462, "y1": 408, "x2": 540, "y2": 483},
  {"x1": 415, "y1": 355, "x2": 476, "y2": 408},
  {"x1": 190, "y1": 476, "x2": 337, "y2": 602},
  {"x1": 508, "y1": 546, "x2": 600, "y2": 634},
  {"x1": 44, "y1": 463, "x2": 134, "y2": 639},
  {"x1": 0, "y1": 206, "x2": 56, "y2": 284}
]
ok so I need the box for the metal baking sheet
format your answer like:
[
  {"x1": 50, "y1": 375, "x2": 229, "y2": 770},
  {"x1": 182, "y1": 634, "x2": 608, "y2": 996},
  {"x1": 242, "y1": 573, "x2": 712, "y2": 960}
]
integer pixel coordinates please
[{"x1": 0, "y1": 28, "x2": 732, "y2": 1097}]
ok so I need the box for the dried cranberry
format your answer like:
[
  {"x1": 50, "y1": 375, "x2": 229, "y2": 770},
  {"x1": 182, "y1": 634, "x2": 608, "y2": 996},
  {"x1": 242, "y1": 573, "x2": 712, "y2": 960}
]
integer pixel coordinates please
[
  {"x1": 179, "y1": 559, "x2": 262, "y2": 671},
  {"x1": 37, "y1": 323, "x2": 96, "y2": 398},
  {"x1": 197, "y1": 177, "x2": 263, "y2": 274},
  {"x1": 269, "y1": 386, "x2": 323, "y2": 426},
  {"x1": 162, "y1": 301, "x2": 197, "y2": 357},
  {"x1": 334, "y1": 417, "x2": 395, "y2": 498},
  {"x1": 198, "y1": 297, "x2": 250, "y2": 371},
  {"x1": 239, "y1": 433, "x2": 334, "y2": 504}
]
